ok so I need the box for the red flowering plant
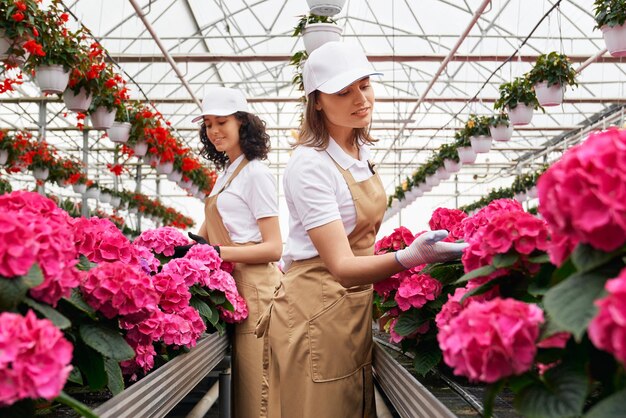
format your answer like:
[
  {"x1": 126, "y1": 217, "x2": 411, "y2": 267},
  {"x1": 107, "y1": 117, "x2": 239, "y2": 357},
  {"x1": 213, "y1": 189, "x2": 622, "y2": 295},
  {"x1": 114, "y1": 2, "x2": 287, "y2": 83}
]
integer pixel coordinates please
[
  {"x1": 125, "y1": 104, "x2": 158, "y2": 149},
  {"x1": 20, "y1": 138, "x2": 55, "y2": 171},
  {"x1": 88, "y1": 64, "x2": 129, "y2": 112},
  {"x1": 0, "y1": 0, "x2": 42, "y2": 63},
  {"x1": 65, "y1": 40, "x2": 106, "y2": 98},
  {"x1": 48, "y1": 155, "x2": 84, "y2": 186}
]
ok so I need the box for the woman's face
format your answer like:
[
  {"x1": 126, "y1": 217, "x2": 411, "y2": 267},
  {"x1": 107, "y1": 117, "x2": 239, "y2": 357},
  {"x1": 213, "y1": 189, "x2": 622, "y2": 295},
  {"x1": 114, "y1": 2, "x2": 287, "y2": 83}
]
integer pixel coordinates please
[
  {"x1": 203, "y1": 114, "x2": 242, "y2": 154},
  {"x1": 315, "y1": 77, "x2": 374, "y2": 130}
]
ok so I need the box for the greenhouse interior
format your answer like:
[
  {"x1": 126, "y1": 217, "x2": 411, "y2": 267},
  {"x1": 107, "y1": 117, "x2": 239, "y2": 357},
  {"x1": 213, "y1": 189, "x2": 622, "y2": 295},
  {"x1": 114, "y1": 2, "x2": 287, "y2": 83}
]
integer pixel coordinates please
[{"x1": 1, "y1": 0, "x2": 626, "y2": 417}]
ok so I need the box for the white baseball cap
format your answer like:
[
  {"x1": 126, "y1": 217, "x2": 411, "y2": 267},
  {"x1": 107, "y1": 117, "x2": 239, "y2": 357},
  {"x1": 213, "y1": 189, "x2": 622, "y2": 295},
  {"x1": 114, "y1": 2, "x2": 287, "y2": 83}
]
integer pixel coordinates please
[
  {"x1": 303, "y1": 41, "x2": 383, "y2": 96},
  {"x1": 191, "y1": 87, "x2": 249, "y2": 123}
]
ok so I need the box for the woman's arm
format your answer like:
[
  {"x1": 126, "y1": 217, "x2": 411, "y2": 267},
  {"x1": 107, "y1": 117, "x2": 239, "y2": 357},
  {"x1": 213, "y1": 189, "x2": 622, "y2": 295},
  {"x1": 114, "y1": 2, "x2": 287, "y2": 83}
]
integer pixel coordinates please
[{"x1": 218, "y1": 216, "x2": 282, "y2": 264}]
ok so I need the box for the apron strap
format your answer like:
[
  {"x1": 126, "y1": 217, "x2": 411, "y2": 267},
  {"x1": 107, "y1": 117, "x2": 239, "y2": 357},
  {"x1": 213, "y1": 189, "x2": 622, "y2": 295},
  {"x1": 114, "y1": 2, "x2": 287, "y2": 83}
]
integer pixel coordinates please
[{"x1": 217, "y1": 158, "x2": 250, "y2": 194}]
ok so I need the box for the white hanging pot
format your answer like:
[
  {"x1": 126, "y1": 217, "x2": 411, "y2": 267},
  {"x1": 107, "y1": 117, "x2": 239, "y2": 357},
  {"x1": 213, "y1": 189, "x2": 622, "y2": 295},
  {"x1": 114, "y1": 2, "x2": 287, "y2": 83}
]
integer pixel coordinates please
[
  {"x1": 179, "y1": 179, "x2": 193, "y2": 189},
  {"x1": 133, "y1": 141, "x2": 149, "y2": 157},
  {"x1": 514, "y1": 192, "x2": 527, "y2": 203},
  {"x1": 507, "y1": 104, "x2": 534, "y2": 126},
  {"x1": 435, "y1": 166, "x2": 451, "y2": 180},
  {"x1": 489, "y1": 124, "x2": 513, "y2": 142},
  {"x1": 33, "y1": 167, "x2": 49, "y2": 180},
  {"x1": 443, "y1": 158, "x2": 461, "y2": 173},
  {"x1": 196, "y1": 191, "x2": 206, "y2": 200},
  {"x1": 302, "y1": 23, "x2": 343, "y2": 54},
  {"x1": 526, "y1": 186, "x2": 538, "y2": 199},
  {"x1": 534, "y1": 82, "x2": 564, "y2": 107},
  {"x1": 84, "y1": 188, "x2": 100, "y2": 199},
  {"x1": 167, "y1": 170, "x2": 183, "y2": 183},
  {"x1": 107, "y1": 122, "x2": 131, "y2": 144},
  {"x1": 156, "y1": 161, "x2": 174, "y2": 175},
  {"x1": 189, "y1": 184, "x2": 200, "y2": 195},
  {"x1": 425, "y1": 174, "x2": 440, "y2": 188},
  {"x1": 0, "y1": 33, "x2": 27, "y2": 65},
  {"x1": 419, "y1": 181, "x2": 432, "y2": 192},
  {"x1": 0, "y1": 149, "x2": 8, "y2": 165},
  {"x1": 34, "y1": 65, "x2": 70, "y2": 94},
  {"x1": 110, "y1": 196, "x2": 121, "y2": 207},
  {"x1": 72, "y1": 183, "x2": 87, "y2": 194},
  {"x1": 63, "y1": 88, "x2": 93, "y2": 113},
  {"x1": 90, "y1": 106, "x2": 116, "y2": 130},
  {"x1": 99, "y1": 192, "x2": 112, "y2": 204},
  {"x1": 601, "y1": 24, "x2": 626, "y2": 57},
  {"x1": 457, "y1": 146, "x2": 477, "y2": 164},
  {"x1": 306, "y1": 0, "x2": 346, "y2": 16},
  {"x1": 470, "y1": 135, "x2": 492, "y2": 154},
  {"x1": 129, "y1": 206, "x2": 138, "y2": 214}
]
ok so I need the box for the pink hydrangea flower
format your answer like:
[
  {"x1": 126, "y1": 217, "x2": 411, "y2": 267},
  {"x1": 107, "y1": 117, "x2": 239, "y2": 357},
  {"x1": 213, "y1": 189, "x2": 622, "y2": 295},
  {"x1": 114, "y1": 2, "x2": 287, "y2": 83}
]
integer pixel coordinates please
[
  {"x1": 133, "y1": 245, "x2": 161, "y2": 274},
  {"x1": 207, "y1": 269, "x2": 239, "y2": 295},
  {"x1": 160, "y1": 306, "x2": 206, "y2": 348},
  {"x1": 0, "y1": 212, "x2": 39, "y2": 278},
  {"x1": 435, "y1": 283, "x2": 500, "y2": 329},
  {"x1": 184, "y1": 244, "x2": 222, "y2": 271},
  {"x1": 0, "y1": 310, "x2": 73, "y2": 406},
  {"x1": 388, "y1": 318, "x2": 430, "y2": 344},
  {"x1": 373, "y1": 272, "x2": 405, "y2": 299},
  {"x1": 120, "y1": 309, "x2": 166, "y2": 346},
  {"x1": 394, "y1": 272, "x2": 442, "y2": 311},
  {"x1": 133, "y1": 227, "x2": 190, "y2": 257},
  {"x1": 152, "y1": 271, "x2": 192, "y2": 314},
  {"x1": 81, "y1": 261, "x2": 159, "y2": 321},
  {"x1": 461, "y1": 199, "x2": 524, "y2": 241},
  {"x1": 438, "y1": 298, "x2": 544, "y2": 383},
  {"x1": 162, "y1": 258, "x2": 212, "y2": 287},
  {"x1": 537, "y1": 332, "x2": 570, "y2": 349},
  {"x1": 589, "y1": 268, "x2": 626, "y2": 364},
  {"x1": 71, "y1": 217, "x2": 138, "y2": 265},
  {"x1": 538, "y1": 128, "x2": 626, "y2": 253},
  {"x1": 220, "y1": 292, "x2": 249, "y2": 324},
  {"x1": 120, "y1": 340, "x2": 156, "y2": 380},
  {"x1": 429, "y1": 208, "x2": 468, "y2": 241},
  {"x1": 375, "y1": 226, "x2": 415, "y2": 254}
]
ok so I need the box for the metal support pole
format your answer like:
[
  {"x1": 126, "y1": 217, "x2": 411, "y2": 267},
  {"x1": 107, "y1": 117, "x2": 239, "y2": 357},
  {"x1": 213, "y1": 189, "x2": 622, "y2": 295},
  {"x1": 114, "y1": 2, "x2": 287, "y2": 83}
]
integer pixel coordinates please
[
  {"x1": 454, "y1": 175, "x2": 459, "y2": 209},
  {"x1": 218, "y1": 365, "x2": 231, "y2": 418},
  {"x1": 80, "y1": 130, "x2": 89, "y2": 217},
  {"x1": 135, "y1": 161, "x2": 142, "y2": 232},
  {"x1": 37, "y1": 100, "x2": 46, "y2": 140}
]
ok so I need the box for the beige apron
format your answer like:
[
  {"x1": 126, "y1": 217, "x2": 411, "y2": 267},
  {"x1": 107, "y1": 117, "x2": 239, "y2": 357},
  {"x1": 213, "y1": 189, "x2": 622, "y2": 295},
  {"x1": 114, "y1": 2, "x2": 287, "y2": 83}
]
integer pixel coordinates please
[
  {"x1": 204, "y1": 158, "x2": 282, "y2": 418},
  {"x1": 256, "y1": 156, "x2": 387, "y2": 418}
]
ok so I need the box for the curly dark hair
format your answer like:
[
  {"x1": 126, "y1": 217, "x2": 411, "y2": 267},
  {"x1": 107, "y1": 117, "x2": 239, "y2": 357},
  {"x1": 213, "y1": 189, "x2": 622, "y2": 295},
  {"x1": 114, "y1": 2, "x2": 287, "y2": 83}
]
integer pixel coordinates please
[{"x1": 199, "y1": 111, "x2": 271, "y2": 171}]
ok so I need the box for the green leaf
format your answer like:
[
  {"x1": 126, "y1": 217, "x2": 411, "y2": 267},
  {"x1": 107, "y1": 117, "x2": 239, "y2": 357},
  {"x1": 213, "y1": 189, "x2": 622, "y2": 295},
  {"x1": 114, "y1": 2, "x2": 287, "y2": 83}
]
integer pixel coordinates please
[
  {"x1": 210, "y1": 292, "x2": 226, "y2": 305},
  {"x1": 584, "y1": 389, "x2": 626, "y2": 418},
  {"x1": 23, "y1": 263, "x2": 44, "y2": 288},
  {"x1": 572, "y1": 243, "x2": 618, "y2": 273},
  {"x1": 529, "y1": 253, "x2": 551, "y2": 264},
  {"x1": 79, "y1": 324, "x2": 135, "y2": 361},
  {"x1": 23, "y1": 297, "x2": 71, "y2": 329},
  {"x1": 528, "y1": 263, "x2": 557, "y2": 296},
  {"x1": 412, "y1": 341, "x2": 441, "y2": 376},
  {"x1": 508, "y1": 373, "x2": 535, "y2": 393},
  {"x1": 74, "y1": 344, "x2": 107, "y2": 390},
  {"x1": 76, "y1": 254, "x2": 94, "y2": 271},
  {"x1": 67, "y1": 366, "x2": 83, "y2": 385},
  {"x1": 104, "y1": 358, "x2": 125, "y2": 396},
  {"x1": 191, "y1": 285, "x2": 210, "y2": 297},
  {"x1": 455, "y1": 265, "x2": 496, "y2": 284},
  {"x1": 394, "y1": 311, "x2": 421, "y2": 337},
  {"x1": 543, "y1": 269, "x2": 608, "y2": 340},
  {"x1": 420, "y1": 262, "x2": 465, "y2": 285},
  {"x1": 515, "y1": 365, "x2": 587, "y2": 418},
  {"x1": 460, "y1": 278, "x2": 501, "y2": 303},
  {"x1": 0, "y1": 399, "x2": 35, "y2": 418},
  {"x1": 63, "y1": 288, "x2": 97, "y2": 319},
  {"x1": 190, "y1": 297, "x2": 218, "y2": 325},
  {"x1": 484, "y1": 380, "x2": 506, "y2": 418},
  {"x1": 493, "y1": 252, "x2": 519, "y2": 268},
  {"x1": 0, "y1": 276, "x2": 29, "y2": 311},
  {"x1": 381, "y1": 299, "x2": 398, "y2": 308}
]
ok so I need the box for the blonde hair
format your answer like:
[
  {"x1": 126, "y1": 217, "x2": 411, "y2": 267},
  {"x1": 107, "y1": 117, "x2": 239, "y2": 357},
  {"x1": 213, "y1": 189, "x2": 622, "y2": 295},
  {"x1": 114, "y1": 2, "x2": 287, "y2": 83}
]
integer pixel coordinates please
[{"x1": 295, "y1": 91, "x2": 377, "y2": 149}]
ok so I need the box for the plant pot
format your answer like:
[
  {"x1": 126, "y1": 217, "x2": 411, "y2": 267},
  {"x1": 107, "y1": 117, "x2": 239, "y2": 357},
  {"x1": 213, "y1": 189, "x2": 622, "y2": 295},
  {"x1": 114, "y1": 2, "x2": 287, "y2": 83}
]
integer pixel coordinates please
[
  {"x1": 306, "y1": 0, "x2": 346, "y2": 16},
  {"x1": 196, "y1": 191, "x2": 206, "y2": 200},
  {"x1": 34, "y1": 65, "x2": 70, "y2": 94},
  {"x1": 179, "y1": 179, "x2": 193, "y2": 189},
  {"x1": 99, "y1": 192, "x2": 112, "y2": 204},
  {"x1": 84, "y1": 188, "x2": 100, "y2": 199},
  {"x1": 156, "y1": 161, "x2": 174, "y2": 175},
  {"x1": 526, "y1": 186, "x2": 538, "y2": 199},
  {"x1": 72, "y1": 183, "x2": 87, "y2": 194},
  {"x1": 189, "y1": 184, "x2": 200, "y2": 195},
  {"x1": 63, "y1": 88, "x2": 93, "y2": 112},
  {"x1": 435, "y1": 167, "x2": 451, "y2": 180},
  {"x1": 457, "y1": 146, "x2": 477, "y2": 164},
  {"x1": 302, "y1": 23, "x2": 343, "y2": 53},
  {"x1": 33, "y1": 167, "x2": 49, "y2": 180},
  {"x1": 0, "y1": 150, "x2": 8, "y2": 165},
  {"x1": 470, "y1": 135, "x2": 492, "y2": 154},
  {"x1": 507, "y1": 104, "x2": 534, "y2": 126},
  {"x1": 107, "y1": 122, "x2": 131, "y2": 144},
  {"x1": 90, "y1": 106, "x2": 116, "y2": 130},
  {"x1": 601, "y1": 24, "x2": 626, "y2": 57},
  {"x1": 129, "y1": 207, "x2": 138, "y2": 214},
  {"x1": 534, "y1": 81, "x2": 564, "y2": 107},
  {"x1": 110, "y1": 196, "x2": 121, "y2": 207},
  {"x1": 514, "y1": 192, "x2": 527, "y2": 203},
  {"x1": 0, "y1": 33, "x2": 28, "y2": 65},
  {"x1": 133, "y1": 141, "x2": 149, "y2": 157},
  {"x1": 425, "y1": 175, "x2": 440, "y2": 188},
  {"x1": 167, "y1": 170, "x2": 183, "y2": 183},
  {"x1": 419, "y1": 181, "x2": 432, "y2": 192},
  {"x1": 489, "y1": 124, "x2": 513, "y2": 142},
  {"x1": 443, "y1": 159, "x2": 461, "y2": 173}
]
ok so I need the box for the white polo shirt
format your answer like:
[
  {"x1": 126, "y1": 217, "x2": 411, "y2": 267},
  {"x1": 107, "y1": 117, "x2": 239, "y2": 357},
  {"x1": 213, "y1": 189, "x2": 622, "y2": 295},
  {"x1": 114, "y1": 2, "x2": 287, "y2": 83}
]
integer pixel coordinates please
[
  {"x1": 209, "y1": 155, "x2": 278, "y2": 243},
  {"x1": 282, "y1": 138, "x2": 375, "y2": 267}
]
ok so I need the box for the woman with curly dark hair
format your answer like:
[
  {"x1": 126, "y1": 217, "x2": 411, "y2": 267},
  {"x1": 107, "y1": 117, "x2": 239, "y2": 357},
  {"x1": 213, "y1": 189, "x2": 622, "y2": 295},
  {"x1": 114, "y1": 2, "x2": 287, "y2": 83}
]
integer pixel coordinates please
[{"x1": 192, "y1": 87, "x2": 282, "y2": 418}]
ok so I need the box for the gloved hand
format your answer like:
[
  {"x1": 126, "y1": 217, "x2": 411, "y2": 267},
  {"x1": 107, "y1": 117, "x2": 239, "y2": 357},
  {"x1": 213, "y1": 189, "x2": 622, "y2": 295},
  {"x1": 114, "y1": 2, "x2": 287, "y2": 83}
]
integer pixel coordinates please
[
  {"x1": 172, "y1": 232, "x2": 218, "y2": 258},
  {"x1": 395, "y1": 230, "x2": 468, "y2": 269}
]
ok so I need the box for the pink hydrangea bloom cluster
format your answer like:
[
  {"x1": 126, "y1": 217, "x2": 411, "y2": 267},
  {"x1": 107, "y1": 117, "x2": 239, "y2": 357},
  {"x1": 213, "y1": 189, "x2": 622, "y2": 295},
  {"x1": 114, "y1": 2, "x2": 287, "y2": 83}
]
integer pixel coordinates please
[
  {"x1": 588, "y1": 268, "x2": 626, "y2": 365},
  {"x1": 429, "y1": 208, "x2": 467, "y2": 241},
  {"x1": 160, "y1": 306, "x2": 206, "y2": 348},
  {"x1": 394, "y1": 272, "x2": 442, "y2": 311},
  {"x1": 162, "y1": 258, "x2": 212, "y2": 287},
  {"x1": 538, "y1": 128, "x2": 626, "y2": 253},
  {"x1": 438, "y1": 298, "x2": 544, "y2": 383},
  {"x1": 435, "y1": 283, "x2": 500, "y2": 329},
  {"x1": 375, "y1": 226, "x2": 415, "y2": 254},
  {"x1": 388, "y1": 318, "x2": 429, "y2": 344},
  {"x1": 460, "y1": 199, "x2": 523, "y2": 241},
  {"x1": 120, "y1": 309, "x2": 166, "y2": 346},
  {"x1": 71, "y1": 217, "x2": 139, "y2": 265},
  {"x1": 120, "y1": 340, "x2": 157, "y2": 381},
  {"x1": 133, "y1": 227, "x2": 190, "y2": 257},
  {"x1": 462, "y1": 210, "x2": 549, "y2": 278},
  {"x1": 208, "y1": 270, "x2": 249, "y2": 323},
  {"x1": 152, "y1": 271, "x2": 192, "y2": 314},
  {"x1": 0, "y1": 191, "x2": 82, "y2": 306},
  {"x1": 81, "y1": 261, "x2": 159, "y2": 321},
  {"x1": 133, "y1": 245, "x2": 161, "y2": 274},
  {"x1": 185, "y1": 244, "x2": 223, "y2": 271},
  {"x1": 0, "y1": 310, "x2": 73, "y2": 406}
]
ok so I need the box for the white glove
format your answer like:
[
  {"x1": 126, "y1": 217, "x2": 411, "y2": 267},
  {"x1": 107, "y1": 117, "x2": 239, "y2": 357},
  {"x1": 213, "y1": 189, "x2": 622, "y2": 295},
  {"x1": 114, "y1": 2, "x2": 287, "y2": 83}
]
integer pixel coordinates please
[{"x1": 395, "y1": 230, "x2": 468, "y2": 269}]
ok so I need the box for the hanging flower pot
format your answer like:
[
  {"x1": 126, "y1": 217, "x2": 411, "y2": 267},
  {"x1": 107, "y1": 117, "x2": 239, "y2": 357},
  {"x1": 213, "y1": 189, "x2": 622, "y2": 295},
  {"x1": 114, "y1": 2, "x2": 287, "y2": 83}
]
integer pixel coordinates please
[
  {"x1": 601, "y1": 24, "x2": 626, "y2": 57},
  {"x1": 84, "y1": 188, "x2": 100, "y2": 199},
  {"x1": 189, "y1": 184, "x2": 200, "y2": 195},
  {"x1": 90, "y1": 106, "x2": 116, "y2": 130},
  {"x1": 489, "y1": 124, "x2": 513, "y2": 142},
  {"x1": 514, "y1": 191, "x2": 527, "y2": 203},
  {"x1": 435, "y1": 167, "x2": 451, "y2": 180},
  {"x1": 133, "y1": 141, "x2": 149, "y2": 157},
  {"x1": 110, "y1": 196, "x2": 121, "y2": 207},
  {"x1": 420, "y1": 181, "x2": 433, "y2": 192},
  {"x1": 443, "y1": 158, "x2": 461, "y2": 173},
  {"x1": 302, "y1": 23, "x2": 343, "y2": 53},
  {"x1": 457, "y1": 146, "x2": 477, "y2": 164},
  {"x1": 306, "y1": 0, "x2": 346, "y2": 16},
  {"x1": 72, "y1": 183, "x2": 87, "y2": 194},
  {"x1": 167, "y1": 170, "x2": 183, "y2": 183},
  {"x1": 0, "y1": 150, "x2": 8, "y2": 165},
  {"x1": 0, "y1": 33, "x2": 28, "y2": 65},
  {"x1": 34, "y1": 65, "x2": 70, "y2": 94},
  {"x1": 33, "y1": 167, "x2": 49, "y2": 181},
  {"x1": 63, "y1": 88, "x2": 93, "y2": 113},
  {"x1": 107, "y1": 122, "x2": 131, "y2": 144},
  {"x1": 99, "y1": 192, "x2": 112, "y2": 204},
  {"x1": 196, "y1": 191, "x2": 206, "y2": 200},
  {"x1": 507, "y1": 104, "x2": 534, "y2": 126},
  {"x1": 425, "y1": 174, "x2": 440, "y2": 188},
  {"x1": 534, "y1": 82, "x2": 564, "y2": 107},
  {"x1": 526, "y1": 186, "x2": 538, "y2": 199},
  {"x1": 470, "y1": 135, "x2": 492, "y2": 154},
  {"x1": 156, "y1": 161, "x2": 174, "y2": 175}
]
